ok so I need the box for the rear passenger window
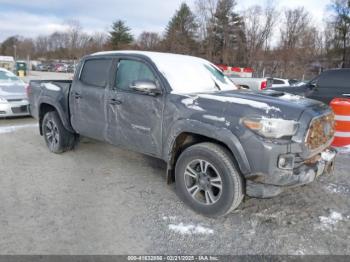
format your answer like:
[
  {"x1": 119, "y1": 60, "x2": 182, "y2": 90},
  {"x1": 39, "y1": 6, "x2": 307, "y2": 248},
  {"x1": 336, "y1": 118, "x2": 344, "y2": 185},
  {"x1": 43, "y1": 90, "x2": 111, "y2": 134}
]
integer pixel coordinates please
[
  {"x1": 80, "y1": 59, "x2": 112, "y2": 87},
  {"x1": 273, "y1": 79, "x2": 284, "y2": 84},
  {"x1": 115, "y1": 60, "x2": 156, "y2": 91}
]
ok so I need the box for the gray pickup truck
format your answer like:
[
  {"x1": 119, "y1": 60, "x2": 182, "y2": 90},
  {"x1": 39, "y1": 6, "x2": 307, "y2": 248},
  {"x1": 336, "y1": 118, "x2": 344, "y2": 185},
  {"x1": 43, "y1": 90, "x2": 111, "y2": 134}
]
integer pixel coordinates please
[{"x1": 28, "y1": 51, "x2": 336, "y2": 217}]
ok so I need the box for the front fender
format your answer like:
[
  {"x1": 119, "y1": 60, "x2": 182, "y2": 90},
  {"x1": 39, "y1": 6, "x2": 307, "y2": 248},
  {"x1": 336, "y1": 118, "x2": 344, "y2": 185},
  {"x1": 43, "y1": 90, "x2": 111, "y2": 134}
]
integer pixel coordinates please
[{"x1": 164, "y1": 119, "x2": 251, "y2": 175}]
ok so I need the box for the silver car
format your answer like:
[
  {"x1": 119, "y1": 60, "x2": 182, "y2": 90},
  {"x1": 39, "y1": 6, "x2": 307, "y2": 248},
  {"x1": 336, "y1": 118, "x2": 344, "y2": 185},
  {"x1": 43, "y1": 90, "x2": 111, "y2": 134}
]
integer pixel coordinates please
[{"x1": 0, "y1": 68, "x2": 29, "y2": 117}]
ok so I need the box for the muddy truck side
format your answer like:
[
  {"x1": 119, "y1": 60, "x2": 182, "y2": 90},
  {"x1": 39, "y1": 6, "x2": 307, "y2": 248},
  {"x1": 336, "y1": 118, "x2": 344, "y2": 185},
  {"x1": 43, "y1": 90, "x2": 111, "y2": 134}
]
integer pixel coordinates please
[{"x1": 28, "y1": 51, "x2": 337, "y2": 217}]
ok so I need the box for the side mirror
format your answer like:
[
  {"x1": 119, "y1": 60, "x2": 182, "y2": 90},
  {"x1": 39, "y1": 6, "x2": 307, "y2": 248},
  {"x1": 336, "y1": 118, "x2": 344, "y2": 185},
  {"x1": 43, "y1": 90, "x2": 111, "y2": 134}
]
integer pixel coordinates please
[
  {"x1": 129, "y1": 80, "x2": 162, "y2": 95},
  {"x1": 308, "y1": 82, "x2": 318, "y2": 89}
]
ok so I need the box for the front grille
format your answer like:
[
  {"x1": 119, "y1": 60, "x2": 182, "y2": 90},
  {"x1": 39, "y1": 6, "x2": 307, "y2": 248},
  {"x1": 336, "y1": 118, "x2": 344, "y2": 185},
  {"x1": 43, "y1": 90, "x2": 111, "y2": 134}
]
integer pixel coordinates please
[
  {"x1": 306, "y1": 112, "x2": 335, "y2": 151},
  {"x1": 11, "y1": 105, "x2": 28, "y2": 114}
]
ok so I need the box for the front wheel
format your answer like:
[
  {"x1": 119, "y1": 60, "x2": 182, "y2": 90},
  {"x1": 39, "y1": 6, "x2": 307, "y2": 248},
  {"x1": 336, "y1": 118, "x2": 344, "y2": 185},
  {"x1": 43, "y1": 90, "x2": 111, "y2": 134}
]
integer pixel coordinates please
[
  {"x1": 175, "y1": 142, "x2": 244, "y2": 217},
  {"x1": 42, "y1": 111, "x2": 76, "y2": 153}
]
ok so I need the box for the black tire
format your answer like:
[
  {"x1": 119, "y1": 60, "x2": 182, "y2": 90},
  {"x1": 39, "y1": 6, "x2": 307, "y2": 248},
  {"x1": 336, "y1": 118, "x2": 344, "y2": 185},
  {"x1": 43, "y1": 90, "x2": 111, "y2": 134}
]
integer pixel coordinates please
[
  {"x1": 175, "y1": 142, "x2": 244, "y2": 217},
  {"x1": 42, "y1": 111, "x2": 75, "y2": 154}
]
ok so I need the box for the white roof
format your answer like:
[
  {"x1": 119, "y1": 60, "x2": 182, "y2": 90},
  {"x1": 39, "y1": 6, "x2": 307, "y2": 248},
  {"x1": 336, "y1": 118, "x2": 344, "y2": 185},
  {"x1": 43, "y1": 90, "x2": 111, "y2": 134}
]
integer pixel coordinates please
[
  {"x1": 0, "y1": 56, "x2": 15, "y2": 62},
  {"x1": 91, "y1": 50, "x2": 207, "y2": 62},
  {"x1": 91, "y1": 51, "x2": 237, "y2": 94}
]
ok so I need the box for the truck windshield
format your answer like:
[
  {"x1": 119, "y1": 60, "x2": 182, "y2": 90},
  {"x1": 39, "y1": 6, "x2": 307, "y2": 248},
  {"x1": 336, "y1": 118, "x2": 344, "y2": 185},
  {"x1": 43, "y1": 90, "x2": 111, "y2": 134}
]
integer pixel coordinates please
[{"x1": 150, "y1": 55, "x2": 238, "y2": 94}]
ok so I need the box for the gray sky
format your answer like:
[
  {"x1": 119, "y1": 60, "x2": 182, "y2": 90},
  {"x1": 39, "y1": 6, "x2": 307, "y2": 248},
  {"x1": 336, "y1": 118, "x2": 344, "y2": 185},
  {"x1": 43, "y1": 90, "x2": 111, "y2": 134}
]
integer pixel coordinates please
[{"x1": 0, "y1": 0, "x2": 331, "y2": 42}]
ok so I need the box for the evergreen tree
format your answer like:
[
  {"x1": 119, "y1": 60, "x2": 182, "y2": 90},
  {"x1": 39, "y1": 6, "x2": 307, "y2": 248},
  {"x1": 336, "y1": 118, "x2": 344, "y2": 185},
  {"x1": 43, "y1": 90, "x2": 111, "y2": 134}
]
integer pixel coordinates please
[
  {"x1": 163, "y1": 3, "x2": 198, "y2": 54},
  {"x1": 210, "y1": 0, "x2": 246, "y2": 65},
  {"x1": 109, "y1": 20, "x2": 134, "y2": 50}
]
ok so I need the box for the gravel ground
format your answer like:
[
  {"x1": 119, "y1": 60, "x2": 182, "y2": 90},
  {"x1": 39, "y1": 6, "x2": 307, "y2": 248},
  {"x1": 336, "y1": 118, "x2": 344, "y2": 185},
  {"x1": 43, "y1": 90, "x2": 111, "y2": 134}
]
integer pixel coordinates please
[
  {"x1": 0, "y1": 72, "x2": 349, "y2": 255},
  {"x1": 0, "y1": 117, "x2": 349, "y2": 255}
]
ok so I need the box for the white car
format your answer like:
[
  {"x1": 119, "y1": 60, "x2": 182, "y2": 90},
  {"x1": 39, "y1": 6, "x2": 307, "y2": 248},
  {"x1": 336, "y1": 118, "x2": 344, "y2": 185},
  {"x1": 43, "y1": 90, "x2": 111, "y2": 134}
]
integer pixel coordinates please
[{"x1": 0, "y1": 68, "x2": 30, "y2": 117}]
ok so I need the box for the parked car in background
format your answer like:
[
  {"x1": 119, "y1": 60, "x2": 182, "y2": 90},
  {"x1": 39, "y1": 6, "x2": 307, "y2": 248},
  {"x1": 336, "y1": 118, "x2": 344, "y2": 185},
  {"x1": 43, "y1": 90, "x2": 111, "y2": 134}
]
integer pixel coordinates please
[
  {"x1": 67, "y1": 64, "x2": 75, "y2": 73},
  {"x1": 271, "y1": 78, "x2": 291, "y2": 88},
  {"x1": 270, "y1": 69, "x2": 350, "y2": 105},
  {"x1": 229, "y1": 75, "x2": 273, "y2": 91},
  {"x1": 55, "y1": 63, "x2": 68, "y2": 73},
  {"x1": 36, "y1": 64, "x2": 49, "y2": 71},
  {"x1": 46, "y1": 64, "x2": 54, "y2": 72},
  {"x1": 0, "y1": 68, "x2": 29, "y2": 117},
  {"x1": 28, "y1": 51, "x2": 336, "y2": 217}
]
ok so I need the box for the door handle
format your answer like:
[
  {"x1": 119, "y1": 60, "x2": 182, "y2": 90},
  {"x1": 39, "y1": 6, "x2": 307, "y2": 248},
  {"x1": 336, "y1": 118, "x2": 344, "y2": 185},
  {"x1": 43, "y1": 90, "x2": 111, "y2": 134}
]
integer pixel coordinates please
[
  {"x1": 342, "y1": 94, "x2": 350, "y2": 97},
  {"x1": 109, "y1": 98, "x2": 122, "y2": 105}
]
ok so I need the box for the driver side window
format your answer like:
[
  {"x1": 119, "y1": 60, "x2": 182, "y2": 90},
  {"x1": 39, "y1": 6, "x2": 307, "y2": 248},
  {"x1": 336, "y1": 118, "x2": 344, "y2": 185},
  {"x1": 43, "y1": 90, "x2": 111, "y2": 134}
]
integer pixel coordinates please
[{"x1": 115, "y1": 59, "x2": 156, "y2": 91}]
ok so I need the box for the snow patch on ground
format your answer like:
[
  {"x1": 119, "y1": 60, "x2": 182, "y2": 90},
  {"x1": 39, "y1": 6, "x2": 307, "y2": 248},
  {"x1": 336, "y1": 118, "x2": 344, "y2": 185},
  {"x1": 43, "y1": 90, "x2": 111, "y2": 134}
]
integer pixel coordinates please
[
  {"x1": 198, "y1": 94, "x2": 281, "y2": 113},
  {"x1": 168, "y1": 223, "x2": 214, "y2": 235},
  {"x1": 0, "y1": 124, "x2": 38, "y2": 134},
  {"x1": 162, "y1": 216, "x2": 177, "y2": 221},
  {"x1": 318, "y1": 211, "x2": 344, "y2": 230},
  {"x1": 336, "y1": 145, "x2": 350, "y2": 155},
  {"x1": 325, "y1": 183, "x2": 350, "y2": 195}
]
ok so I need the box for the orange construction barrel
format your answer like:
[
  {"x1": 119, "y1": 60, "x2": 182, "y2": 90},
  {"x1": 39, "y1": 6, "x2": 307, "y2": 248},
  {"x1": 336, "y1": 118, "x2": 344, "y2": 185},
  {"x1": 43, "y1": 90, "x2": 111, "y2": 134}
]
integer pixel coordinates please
[{"x1": 330, "y1": 98, "x2": 350, "y2": 147}]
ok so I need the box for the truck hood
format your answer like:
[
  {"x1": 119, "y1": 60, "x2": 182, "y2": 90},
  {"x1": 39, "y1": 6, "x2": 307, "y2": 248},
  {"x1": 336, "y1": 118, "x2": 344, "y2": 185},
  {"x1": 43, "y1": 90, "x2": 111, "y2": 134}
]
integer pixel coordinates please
[
  {"x1": 179, "y1": 89, "x2": 328, "y2": 121},
  {"x1": 0, "y1": 82, "x2": 26, "y2": 100}
]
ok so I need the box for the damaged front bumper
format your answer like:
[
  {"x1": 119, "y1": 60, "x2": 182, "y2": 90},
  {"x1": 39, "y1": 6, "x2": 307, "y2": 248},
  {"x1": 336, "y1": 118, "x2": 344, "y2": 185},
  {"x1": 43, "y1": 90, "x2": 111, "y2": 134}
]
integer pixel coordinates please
[{"x1": 246, "y1": 148, "x2": 337, "y2": 198}]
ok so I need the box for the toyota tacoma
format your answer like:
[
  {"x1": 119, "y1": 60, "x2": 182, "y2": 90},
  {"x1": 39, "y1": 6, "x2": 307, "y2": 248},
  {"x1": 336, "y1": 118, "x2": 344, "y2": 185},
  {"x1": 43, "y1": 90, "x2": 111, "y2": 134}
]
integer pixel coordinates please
[{"x1": 28, "y1": 51, "x2": 336, "y2": 217}]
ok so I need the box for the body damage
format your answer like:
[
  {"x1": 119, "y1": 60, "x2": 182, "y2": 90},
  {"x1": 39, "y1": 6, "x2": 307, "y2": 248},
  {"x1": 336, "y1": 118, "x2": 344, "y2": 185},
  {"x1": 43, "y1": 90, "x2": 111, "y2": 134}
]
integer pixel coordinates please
[{"x1": 29, "y1": 51, "x2": 336, "y2": 199}]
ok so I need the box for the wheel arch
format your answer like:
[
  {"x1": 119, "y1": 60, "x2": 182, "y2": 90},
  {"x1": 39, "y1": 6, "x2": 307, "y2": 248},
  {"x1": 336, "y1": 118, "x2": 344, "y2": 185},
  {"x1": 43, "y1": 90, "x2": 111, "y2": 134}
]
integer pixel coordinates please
[
  {"x1": 38, "y1": 100, "x2": 73, "y2": 135},
  {"x1": 164, "y1": 120, "x2": 251, "y2": 183}
]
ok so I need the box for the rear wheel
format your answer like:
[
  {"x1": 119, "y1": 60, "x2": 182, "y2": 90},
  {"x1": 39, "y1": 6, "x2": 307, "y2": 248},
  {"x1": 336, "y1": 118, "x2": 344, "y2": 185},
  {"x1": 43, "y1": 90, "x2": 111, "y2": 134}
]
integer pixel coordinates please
[
  {"x1": 175, "y1": 142, "x2": 244, "y2": 217},
  {"x1": 42, "y1": 111, "x2": 75, "y2": 153}
]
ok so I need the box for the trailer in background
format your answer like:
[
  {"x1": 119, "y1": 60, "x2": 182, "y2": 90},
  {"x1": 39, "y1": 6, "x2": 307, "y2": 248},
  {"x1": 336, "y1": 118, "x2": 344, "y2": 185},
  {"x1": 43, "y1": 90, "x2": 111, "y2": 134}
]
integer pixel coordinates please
[{"x1": 0, "y1": 56, "x2": 15, "y2": 71}]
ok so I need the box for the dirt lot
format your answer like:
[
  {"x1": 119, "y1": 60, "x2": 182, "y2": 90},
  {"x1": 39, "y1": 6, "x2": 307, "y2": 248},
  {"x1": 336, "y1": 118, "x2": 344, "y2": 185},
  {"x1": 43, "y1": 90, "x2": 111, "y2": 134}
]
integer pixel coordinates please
[{"x1": 0, "y1": 72, "x2": 349, "y2": 255}]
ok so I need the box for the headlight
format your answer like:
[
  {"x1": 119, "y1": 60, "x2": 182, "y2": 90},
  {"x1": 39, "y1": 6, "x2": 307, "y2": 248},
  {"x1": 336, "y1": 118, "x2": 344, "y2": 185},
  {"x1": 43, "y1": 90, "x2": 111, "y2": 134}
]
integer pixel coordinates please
[{"x1": 242, "y1": 117, "x2": 299, "y2": 138}]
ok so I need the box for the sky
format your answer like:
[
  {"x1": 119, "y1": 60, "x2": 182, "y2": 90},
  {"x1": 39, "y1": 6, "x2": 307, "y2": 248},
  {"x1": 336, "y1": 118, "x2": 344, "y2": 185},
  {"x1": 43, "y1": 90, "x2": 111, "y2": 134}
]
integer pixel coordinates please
[{"x1": 0, "y1": 0, "x2": 332, "y2": 42}]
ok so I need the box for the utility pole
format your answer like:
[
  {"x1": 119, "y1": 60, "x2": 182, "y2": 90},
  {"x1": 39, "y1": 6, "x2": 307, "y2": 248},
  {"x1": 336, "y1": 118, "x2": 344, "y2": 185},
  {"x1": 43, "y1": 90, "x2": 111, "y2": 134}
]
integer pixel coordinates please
[{"x1": 14, "y1": 45, "x2": 17, "y2": 61}]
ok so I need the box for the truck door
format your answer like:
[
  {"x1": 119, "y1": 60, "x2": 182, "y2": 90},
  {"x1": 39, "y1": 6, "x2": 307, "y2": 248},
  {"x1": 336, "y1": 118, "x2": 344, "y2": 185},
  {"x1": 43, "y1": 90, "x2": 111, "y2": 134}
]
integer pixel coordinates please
[
  {"x1": 106, "y1": 58, "x2": 164, "y2": 157},
  {"x1": 70, "y1": 58, "x2": 112, "y2": 140},
  {"x1": 308, "y1": 70, "x2": 350, "y2": 105}
]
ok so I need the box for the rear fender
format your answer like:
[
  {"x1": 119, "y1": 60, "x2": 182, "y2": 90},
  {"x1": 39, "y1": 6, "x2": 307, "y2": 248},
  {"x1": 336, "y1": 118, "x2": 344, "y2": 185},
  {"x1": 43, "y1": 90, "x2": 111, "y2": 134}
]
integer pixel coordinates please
[{"x1": 38, "y1": 96, "x2": 74, "y2": 134}]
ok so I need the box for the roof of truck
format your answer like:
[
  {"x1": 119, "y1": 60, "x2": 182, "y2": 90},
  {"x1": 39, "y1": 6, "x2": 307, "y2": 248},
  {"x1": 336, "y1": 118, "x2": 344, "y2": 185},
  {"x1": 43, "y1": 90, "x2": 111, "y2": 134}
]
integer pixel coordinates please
[
  {"x1": 92, "y1": 51, "x2": 237, "y2": 94},
  {"x1": 91, "y1": 50, "x2": 204, "y2": 62}
]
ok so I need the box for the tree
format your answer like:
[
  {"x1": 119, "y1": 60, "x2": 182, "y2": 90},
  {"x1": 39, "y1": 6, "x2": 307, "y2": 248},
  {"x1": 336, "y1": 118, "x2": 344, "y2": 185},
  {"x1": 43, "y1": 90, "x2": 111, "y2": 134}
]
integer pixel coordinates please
[
  {"x1": 109, "y1": 20, "x2": 134, "y2": 50},
  {"x1": 277, "y1": 7, "x2": 311, "y2": 77},
  {"x1": 163, "y1": 3, "x2": 198, "y2": 54},
  {"x1": 328, "y1": 0, "x2": 350, "y2": 67},
  {"x1": 0, "y1": 36, "x2": 19, "y2": 57},
  {"x1": 195, "y1": 0, "x2": 218, "y2": 59},
  {"x1": 211, "y1": 0, "x2": 245, "y2": 65},
  {"x1": 243, "y1": 1, "x2": 278, "y2": 67},
  {"x1": 137, "y1": 32, "x2": 161, "y2": 50}
]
